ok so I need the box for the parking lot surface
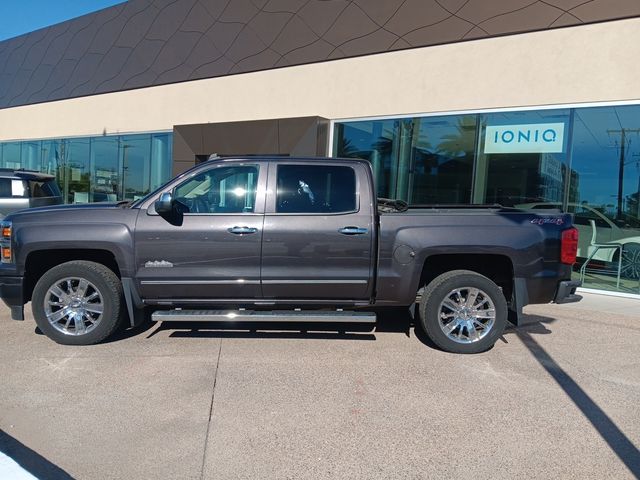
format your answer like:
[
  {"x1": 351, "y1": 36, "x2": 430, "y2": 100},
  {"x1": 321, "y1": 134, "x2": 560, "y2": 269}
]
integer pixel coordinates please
[{"x1": 1, "y1": 294, "x2": 639, "y2": 479}]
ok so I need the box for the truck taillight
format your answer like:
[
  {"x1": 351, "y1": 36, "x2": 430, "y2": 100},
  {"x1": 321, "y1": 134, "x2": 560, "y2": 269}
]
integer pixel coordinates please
[
  {"x1": 561, "y1": 227, "x2": 578, "y2": 265},
  {"x1": 0, "y1": 221, "x2": 11, "y2": 263}
]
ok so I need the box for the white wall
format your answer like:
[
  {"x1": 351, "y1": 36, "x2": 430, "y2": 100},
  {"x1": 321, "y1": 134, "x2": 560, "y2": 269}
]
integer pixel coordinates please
[{"x1": 1, "y1": 17, "x2": 640, "y2": 141}]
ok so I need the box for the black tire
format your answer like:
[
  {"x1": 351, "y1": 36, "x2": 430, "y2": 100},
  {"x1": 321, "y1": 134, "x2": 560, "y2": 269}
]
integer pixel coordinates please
[
  {"x1": 419, "y1": 270, "x2": 507, "y2": 354},
  {"x1": 32, "y1": 260, "x2": 124, "y2": 345}
]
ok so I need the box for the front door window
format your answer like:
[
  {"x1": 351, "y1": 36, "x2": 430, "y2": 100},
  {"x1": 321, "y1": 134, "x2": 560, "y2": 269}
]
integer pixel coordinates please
[{"x1": 174, "y1": 165, "x2": 259, "y2": 214}]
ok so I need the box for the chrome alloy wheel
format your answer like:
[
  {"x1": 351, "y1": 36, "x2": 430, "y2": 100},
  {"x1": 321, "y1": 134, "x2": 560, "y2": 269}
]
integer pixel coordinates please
[
  {"x1": 621, "y1": 245, "x2": 640, "y2": 280},
  {"x1": 44, "y1": 277, "x2": 104, "y2": 336},
  {"x1": 437, "y1": 287, "x2": 496, "y2": 344}
]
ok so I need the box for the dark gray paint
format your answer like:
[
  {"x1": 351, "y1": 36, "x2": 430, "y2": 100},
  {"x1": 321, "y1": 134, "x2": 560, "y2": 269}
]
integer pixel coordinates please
[
  {"x1": 260, "y1": 160, "x2": 375, "y2": 299},
  {"x1": 375, "y1": 209, "x2": 572, "y2": 305},
  {"x1": 9, "y1": 204, "x2": 139, "y2": 278},
  {"x1": 1, "y1": 0, "x2": 639, "y2": 109},
  {"x1": 135, "y1": 161, "x2": 268, "y2": 299},
  {"x1": 1, "y1": 157, "x2": 573, "y2": 317}
]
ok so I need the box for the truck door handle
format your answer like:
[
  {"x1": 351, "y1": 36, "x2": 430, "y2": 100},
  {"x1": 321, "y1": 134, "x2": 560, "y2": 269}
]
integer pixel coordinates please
[
  {"x1": 339, "y1": 226, "x2": 368, "y2": 235},
  {"x1": 228, "y1": 226, "x2": 258, "y2": 235}
]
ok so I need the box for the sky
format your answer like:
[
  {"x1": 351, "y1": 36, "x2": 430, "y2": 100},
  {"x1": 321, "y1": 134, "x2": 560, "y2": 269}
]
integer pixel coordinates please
[{"x1": 0, "y1": 0, "x2": 126, "y2": 41}]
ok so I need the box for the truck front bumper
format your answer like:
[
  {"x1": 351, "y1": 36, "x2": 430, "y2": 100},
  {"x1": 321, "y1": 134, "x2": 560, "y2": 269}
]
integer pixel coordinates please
[
  {"x1": 553, "y1": 280, "x2": 582, "y2": 304},
  {"x1": 0, "y1": 274, "x2": 25, "y2": 320}
]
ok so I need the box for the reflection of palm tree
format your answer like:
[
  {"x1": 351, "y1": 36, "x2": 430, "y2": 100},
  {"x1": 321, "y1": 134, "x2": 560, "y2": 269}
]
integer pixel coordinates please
[
  {"x1": 336, "y1": 137, "x2": 358, "y2": 158},
  {"x1": 372, "y1": 136, "x2": 393, "y2": 154},
  {"x1": 436, "y1": 117, "x2": 476, "y2": 157}
]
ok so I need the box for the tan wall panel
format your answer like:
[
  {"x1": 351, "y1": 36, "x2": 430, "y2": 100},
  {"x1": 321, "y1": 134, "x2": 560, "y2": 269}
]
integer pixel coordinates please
[{"x1": 1, "y1": 18, "x2": 640, "y2": 142}]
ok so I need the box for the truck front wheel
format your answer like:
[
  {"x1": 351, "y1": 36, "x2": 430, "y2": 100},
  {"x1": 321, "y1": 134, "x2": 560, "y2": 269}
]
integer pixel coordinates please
[
  {"x1": 419, "y1": 270, "x2": 508, "y2": 354},
  {"x1": 32, "y1": 260, "x2": 124, "y2": 345}
]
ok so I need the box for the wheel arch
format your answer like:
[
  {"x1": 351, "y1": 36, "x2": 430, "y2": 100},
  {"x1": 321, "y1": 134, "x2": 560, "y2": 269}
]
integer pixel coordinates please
[
  {"x1": 418, "y1": 253, "x2": 515, "y2": 301},
  {"x1": 24, "y1": 249, "x2": 122, "y2": 303}
]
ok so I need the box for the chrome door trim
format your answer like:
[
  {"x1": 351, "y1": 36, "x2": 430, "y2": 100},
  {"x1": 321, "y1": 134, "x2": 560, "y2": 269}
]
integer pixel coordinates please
[
  {"x1": 261, "y1": 280, "x2": 368, "y2": 284},
  {"x1": 140, "y1": 280, "x2": 261, "y2": 285}
]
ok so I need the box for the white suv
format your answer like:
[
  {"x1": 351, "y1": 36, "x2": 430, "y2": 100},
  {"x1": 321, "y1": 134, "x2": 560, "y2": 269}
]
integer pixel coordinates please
[{"x1": 0, "y1": 169, "x2": 63, "y2": 219}]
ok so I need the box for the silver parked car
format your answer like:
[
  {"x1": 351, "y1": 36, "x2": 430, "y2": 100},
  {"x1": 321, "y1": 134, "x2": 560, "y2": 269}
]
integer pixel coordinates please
[
  {"x1": 0, "y1": 169, "x2": 63, "y2": 220},
  {"x1": 517, "y1": 202, "x2": 640, "y2": 279}
]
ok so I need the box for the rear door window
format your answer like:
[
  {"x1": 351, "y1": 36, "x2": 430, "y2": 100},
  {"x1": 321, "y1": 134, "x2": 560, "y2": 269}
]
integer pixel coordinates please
[
  {"x1": 28, "y1": 179, "x2": 62, "y2": 198},
  {"x1": 276, "y1": 165, "x2": 356, "y2": 214}
]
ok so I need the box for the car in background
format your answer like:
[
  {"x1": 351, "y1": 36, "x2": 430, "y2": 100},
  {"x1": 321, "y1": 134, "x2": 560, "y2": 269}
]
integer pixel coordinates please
[
  {"x1": 517, "y1": 202, "x2": 640, "y2": 279},
  {"x1": 0, "y1": 169, "x2": 63, "y2": 220}
]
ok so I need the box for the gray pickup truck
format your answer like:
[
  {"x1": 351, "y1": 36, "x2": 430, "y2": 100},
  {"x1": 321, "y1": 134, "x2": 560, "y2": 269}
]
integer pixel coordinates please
[{"x1": 0, "y1": 157, "x2": 581, "y2": 353}]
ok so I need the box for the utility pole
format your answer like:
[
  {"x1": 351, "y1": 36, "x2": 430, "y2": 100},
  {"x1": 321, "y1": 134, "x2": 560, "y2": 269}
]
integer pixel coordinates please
[{"x1": 608, "y1": 128, "x2": 640, "y2": 220}]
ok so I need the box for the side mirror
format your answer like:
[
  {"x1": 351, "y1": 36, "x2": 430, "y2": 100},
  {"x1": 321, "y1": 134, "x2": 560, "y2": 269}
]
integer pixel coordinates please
[{"x1": 155, "y1": 192, "x2": 174, "y2": 214}]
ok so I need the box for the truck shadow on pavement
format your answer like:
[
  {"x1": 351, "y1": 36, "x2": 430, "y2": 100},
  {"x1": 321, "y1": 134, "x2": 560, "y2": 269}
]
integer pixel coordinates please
[
  {"x1": 143, "y1": 308, "x2": 554, "y2": 350},
  {"x1": 151, "y1": 310, "x2": 640, "y2": 476},
  {"x1": 0, "y1": 429, "x2": 74, "y2": 480},
  {"x1": 507, "y1": 314, "x2": 640, "y2": 478}
]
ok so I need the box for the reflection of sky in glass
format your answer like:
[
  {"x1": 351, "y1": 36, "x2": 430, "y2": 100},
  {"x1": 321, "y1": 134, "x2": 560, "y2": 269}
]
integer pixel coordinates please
[
  {"x1": 571, "y1": 106, "x2": 640, "y2": 214},
  {"x1": 336, "y1": 105, "x2": 640, "y2": 222},
  {"x1": 0, "y1": 133, "x2": 172, "y2": 203},
  {"x1": 121, "y1": 135, "x2": 151, "y2": 198},
  {"x1": 339, "y1": 121, "x2": 395, "y2": 153}
]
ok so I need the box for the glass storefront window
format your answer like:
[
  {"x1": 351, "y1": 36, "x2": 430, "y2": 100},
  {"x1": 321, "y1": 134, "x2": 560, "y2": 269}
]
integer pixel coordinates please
[
  {"x1": 150, "y1": 133, "x2": 172, "y2": 191},
  {"x1": 120, "y1": 135, "x2": 151, "y2": 201},
  {"x1": 0, "y1": 133, "x2": 171, "y2": 203},
  {"x1": 66, "y1": 138, "x2": 91, "y2": 203},
  {"x1": 1, "y1": 143, "x2": 21, "y2": 169},
  {"x1": 474, "y1": 109, "x2": 571, "y2": 207},
  {"x1": 569, "y1": 105, "x2": 640, "y2": 293},
  {"x1": 21, "y1": 141, "x2": 41, "y2": 171},
  {"x1": 334, "y1": 116, "x2": 476, "y2": 203},
  {"x1": 334, "y1": 120, "x2": 397, "y2": 197},
  {"x1": 91, "y1": 137, "x2": 119, "y2": 202},
  {"x1": 333, "y1": 104, "x2": 640, "y2": 296},
  {"x1": 409, "y1": 115, "x2": 476, "y2": 204},
  {"x1": 0, "y1": 133, "x2": 173, "y2": 205},
  {"x1": 41, "y1": 140, "x2": 63, "y2": 177}
]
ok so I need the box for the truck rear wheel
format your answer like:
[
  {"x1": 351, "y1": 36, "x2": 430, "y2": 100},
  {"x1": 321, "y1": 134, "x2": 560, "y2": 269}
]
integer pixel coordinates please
[
  {"x1": 32, "y1": 260, "x2": 124, "y2": 345},
  {"x1": 419, "y1": 270, "x2": 507, "y2": 354}
]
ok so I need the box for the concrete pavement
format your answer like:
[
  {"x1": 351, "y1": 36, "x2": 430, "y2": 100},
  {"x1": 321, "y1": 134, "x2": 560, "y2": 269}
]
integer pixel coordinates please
[{"x1": 0, "y1": 294, "x2": 639, "y2": 479}]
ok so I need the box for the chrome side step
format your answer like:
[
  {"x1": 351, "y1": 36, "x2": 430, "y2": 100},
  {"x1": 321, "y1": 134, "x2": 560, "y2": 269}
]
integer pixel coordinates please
[{"x1": 151, "y1": 309, "x2": 376, "y2": 323}]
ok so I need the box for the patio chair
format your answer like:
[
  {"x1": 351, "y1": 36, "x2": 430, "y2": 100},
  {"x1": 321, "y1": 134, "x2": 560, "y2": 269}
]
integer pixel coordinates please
[{"x1": 580, "y1": 219, "x2": 623, "y2": 289}]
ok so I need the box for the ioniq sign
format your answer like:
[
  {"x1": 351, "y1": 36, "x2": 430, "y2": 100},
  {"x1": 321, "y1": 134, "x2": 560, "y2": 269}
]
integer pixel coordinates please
[{"x1": 484, "y1": 122, "x2": 565, "y2": 154}]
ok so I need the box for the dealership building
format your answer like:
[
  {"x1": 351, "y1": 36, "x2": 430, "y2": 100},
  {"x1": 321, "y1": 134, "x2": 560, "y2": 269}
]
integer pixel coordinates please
[{"x1": 0, "y1": 0, "x2": 639, "y2": 296}]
